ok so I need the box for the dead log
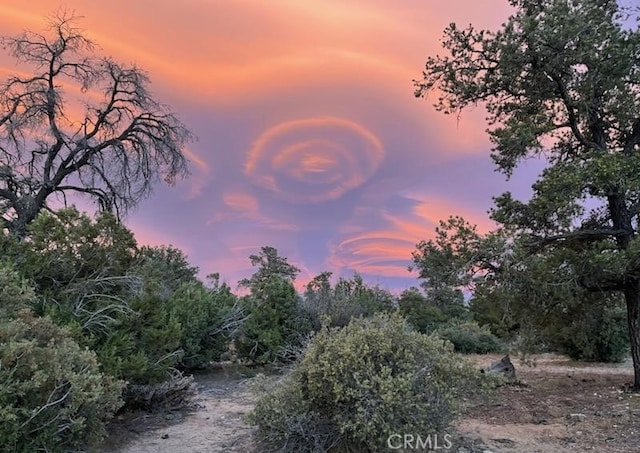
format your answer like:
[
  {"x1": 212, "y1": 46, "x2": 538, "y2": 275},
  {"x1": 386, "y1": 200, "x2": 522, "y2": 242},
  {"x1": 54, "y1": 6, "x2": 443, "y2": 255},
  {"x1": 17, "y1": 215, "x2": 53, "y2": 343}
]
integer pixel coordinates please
[
  {"x1": 123, "y1": 370, "x2": 197, "y2": 411},
  {"x1": 481, "y1": 355, "x2": 516, "y2": 381}
]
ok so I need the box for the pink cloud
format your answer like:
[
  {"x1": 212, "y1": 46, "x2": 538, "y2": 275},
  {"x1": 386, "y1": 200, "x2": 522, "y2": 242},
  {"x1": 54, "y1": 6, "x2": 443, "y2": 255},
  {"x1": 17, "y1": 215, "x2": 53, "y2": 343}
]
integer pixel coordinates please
[
  {"x1": 210, "y1": 190, "x2": 299, "y2": 231},
  {"x1": 0, "y1": 0, "x2": 517, "y2": 291},
  {"x1": 245, "y1": 117, "x2": 384, "y2": 203},
  {"x1": 328, "y1": 195, "x2": 497, "y2": 279}
]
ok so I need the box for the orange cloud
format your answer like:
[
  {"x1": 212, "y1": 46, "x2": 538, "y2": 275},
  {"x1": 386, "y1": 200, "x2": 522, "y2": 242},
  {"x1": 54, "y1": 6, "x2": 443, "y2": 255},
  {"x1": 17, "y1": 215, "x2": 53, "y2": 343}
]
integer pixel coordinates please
[
  {"x1": 0, "y1": 1, "x2": 505, "y2": 162},
  {"x1": 328, "y1": 195, "x2": 497, "y2": 278},
  {"x1": 2, "y1": 0, "x2": 481, "y2": 106},
  {"x1": 328, "y1": 235, "x2": 417, "y2": 278},
  {"x1": 401, "y1": 191, "x2": 496, "y2": 234},
  {"x1": 245, "y1": 117, "x2": 384, "y2": 203},
  {"x1": 0, "y1": 5, "x2": 43, "y2": 31}
]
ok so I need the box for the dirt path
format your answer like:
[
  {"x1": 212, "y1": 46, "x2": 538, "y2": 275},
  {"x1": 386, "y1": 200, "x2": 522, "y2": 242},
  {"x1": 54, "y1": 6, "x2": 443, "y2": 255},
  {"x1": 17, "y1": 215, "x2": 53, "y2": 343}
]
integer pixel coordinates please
[
  {"x1": 102, "y1": 368, "x2": 257, "y2": 453},
  {"x1": 102, "y1": 355, "x2": 640, "y2": 453}
]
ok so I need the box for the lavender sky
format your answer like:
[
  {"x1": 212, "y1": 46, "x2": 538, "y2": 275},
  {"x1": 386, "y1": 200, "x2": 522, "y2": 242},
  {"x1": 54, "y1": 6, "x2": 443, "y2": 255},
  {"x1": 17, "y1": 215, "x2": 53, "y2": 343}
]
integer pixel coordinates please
[{"x1": 0, "y1": 1, "x2": 545, "y2": 291}]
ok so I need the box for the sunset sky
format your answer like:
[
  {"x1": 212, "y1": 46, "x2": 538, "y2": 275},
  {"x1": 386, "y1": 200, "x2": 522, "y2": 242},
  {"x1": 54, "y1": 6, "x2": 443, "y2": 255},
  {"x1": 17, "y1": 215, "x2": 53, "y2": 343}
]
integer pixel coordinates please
[{"x1": 0, "y1": 1, "x2": 546, "y2": 291}]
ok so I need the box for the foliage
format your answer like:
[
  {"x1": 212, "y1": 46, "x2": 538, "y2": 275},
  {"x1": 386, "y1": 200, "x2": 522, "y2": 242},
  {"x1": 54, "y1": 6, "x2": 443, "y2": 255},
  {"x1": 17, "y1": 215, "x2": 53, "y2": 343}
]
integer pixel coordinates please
[
  {"x1": 0, "y1": 205, "x2": 241, "y2": 415},
  {"x1": 469, "y1": 291, "x2": 520, "y2": 340},
  {"x1": 0, "y1": 208, "x2": 138, "y2": 340},
  {"x1": 1, "y1": 207, "x2": 137, "y2": 296},
  {"x1": 301, "y1": 271, "x2": 396, "y2": 329},
  {"x1": 550, "y1": 294, "x2": 629, "y2": 362},
  {"x1": 398, "y1": 287, "x2": 448, "y2": 333},
  {"x1": 436, "y1": 321, "x2": 505, "y2": 354},
  {"x1": 0, "y1": 11, "x2": 191, "y2": 236},
  {"x1": 0, "y1": 310, "x2": 123, "y2": 452},
  {"x1": 0, "y1": 261, "x2": 35, "y2": 318},
  {"x1": 123, "y1": 369, "x2": 197, "y2": 411},
  {"x1": 411, "y1": 217, "x2": 487, "y2": 321},
  {"x1": 416, "y1": 0, "x2": 640, "y2": 386},
  {"x1": 1, "y1": 208, "x2": 184, "y2": 385},
  {"x1": 93, "y1": 280, "x2": 183, "y2": 385},
  {"x1": 467, "y1": 240, "x2": 629, "y2": 361},
  {"x1": 248, "y1": 374, "x2": 330, "y2": 452},
  {"x1": 234, "y1": 246, "x2": 305, "y2": 363},
  {"x1": 236, "y1": 275, "x2": 301, "y2": 364},
  {"x1": 134, "y1": 245, "x2": 200, "y2": 296},
  {"x1": 238, "y1": 246, "x2": 300, "y2": 291},
  {"x1": 248, "y1": 313, "x2": 485, "y2": 452},
  {"x1": 166, "y1": 277, "x2": 242, "y2": 369},
  {"x1": 413, "y1": 218, "x2": 626, "y2": 360}
]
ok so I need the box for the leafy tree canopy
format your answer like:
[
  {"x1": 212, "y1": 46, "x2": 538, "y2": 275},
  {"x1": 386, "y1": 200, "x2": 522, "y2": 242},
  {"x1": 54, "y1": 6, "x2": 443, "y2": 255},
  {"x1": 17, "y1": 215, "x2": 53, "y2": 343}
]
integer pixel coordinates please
[{"x1": 415, "y1": 0, "x2": 640, "y2": 387}]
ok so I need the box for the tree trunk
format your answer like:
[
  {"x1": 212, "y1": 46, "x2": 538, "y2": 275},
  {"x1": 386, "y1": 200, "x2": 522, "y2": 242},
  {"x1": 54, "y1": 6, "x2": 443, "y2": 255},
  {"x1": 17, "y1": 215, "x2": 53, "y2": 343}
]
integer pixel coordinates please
[
  {"x1": 624, "y1": 285, "x2": 640, "y2": 390},
  {"x1": 7, "y1": 193, "x2": 47, "y2": 239},
  {"x1": 608, "y1": 192, "x2": 639, "y2": 389}
]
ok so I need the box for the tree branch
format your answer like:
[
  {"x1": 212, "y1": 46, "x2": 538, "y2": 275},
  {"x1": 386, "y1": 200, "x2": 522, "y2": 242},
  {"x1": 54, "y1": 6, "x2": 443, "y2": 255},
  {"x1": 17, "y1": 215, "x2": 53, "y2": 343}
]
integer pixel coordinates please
[{"x1": 527, "y1": 228, "x2": 627, "y2": 250}]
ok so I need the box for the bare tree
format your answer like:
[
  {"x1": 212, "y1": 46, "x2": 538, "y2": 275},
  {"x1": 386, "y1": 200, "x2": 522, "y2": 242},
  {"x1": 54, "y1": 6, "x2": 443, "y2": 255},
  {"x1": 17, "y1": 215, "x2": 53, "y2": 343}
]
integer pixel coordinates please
[{"x1": 0, "y1": 10, "x2": 192, "y2": 236}]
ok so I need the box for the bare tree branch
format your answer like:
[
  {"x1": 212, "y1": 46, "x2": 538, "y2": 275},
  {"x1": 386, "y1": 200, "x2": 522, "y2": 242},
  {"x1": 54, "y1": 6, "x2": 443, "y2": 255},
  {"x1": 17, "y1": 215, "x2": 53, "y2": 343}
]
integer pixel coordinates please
[{"x1": 0, "y1": 12, "x2": 192, "y2": 236}]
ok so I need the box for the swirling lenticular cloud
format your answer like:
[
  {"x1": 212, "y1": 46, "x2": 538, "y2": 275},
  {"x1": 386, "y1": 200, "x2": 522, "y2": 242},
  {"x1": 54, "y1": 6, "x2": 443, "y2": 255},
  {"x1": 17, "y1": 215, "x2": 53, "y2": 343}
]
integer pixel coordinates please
[
  {"x1": 0, "y1": 0, "x2": 518, "y2": 290},
  {"x1": 245, "y1": 117, "x2": 384, "y2": 203},
  {"x1": 329, "y1": 230, "x2": 419, "y2": 277},
  {"x1": 328, "y1": 196, "x2": 498, "y2": 279}
]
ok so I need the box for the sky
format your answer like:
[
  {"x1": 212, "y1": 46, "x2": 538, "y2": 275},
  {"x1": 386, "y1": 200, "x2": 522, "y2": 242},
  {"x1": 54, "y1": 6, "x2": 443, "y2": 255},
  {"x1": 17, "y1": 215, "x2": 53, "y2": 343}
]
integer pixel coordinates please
[{"x1": 0, "y1": 0, "x2": 546, "y2": 292}]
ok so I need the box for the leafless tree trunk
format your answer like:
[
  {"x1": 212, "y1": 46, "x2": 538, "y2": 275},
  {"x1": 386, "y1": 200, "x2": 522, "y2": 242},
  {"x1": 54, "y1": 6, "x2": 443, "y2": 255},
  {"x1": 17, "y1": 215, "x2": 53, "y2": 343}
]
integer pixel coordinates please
[{"x1": 0, "y1": 10, "x2": 192, "y2": 236}]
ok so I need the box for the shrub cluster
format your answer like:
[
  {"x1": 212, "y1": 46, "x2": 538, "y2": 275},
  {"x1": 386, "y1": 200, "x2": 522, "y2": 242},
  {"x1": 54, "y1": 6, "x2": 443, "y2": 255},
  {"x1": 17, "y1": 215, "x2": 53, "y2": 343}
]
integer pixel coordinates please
[
  {"x1": 300, "y1": 272, "x2": 395, "y2": 330},
  {"x1": 0, "y1": 210, "x2": 244, "y2": 450},
  {"x1": 398, "y1": 287, "x2": 448, "y2": 333},
  {"x1": 235, "y1": 275, "x2": 302, "y2": 363},
  {"x1": 248, "y1": 313, "x2": 485, "y2": 452},
  {"x1": 0, "y1": 265, "x2": 123, "y2": 451},
  {"x1": 436, "y1": 321, "x2": 505, "y2": 354},
  {"x1": 2, "y1": 205, "x2": 632, "y2": 451},
  {"x1": 554, "y1": 301, "x2": 629, "y2": 363},
  {"x1": 167, "y1": 277, "x2": 241, "y2": 369}
]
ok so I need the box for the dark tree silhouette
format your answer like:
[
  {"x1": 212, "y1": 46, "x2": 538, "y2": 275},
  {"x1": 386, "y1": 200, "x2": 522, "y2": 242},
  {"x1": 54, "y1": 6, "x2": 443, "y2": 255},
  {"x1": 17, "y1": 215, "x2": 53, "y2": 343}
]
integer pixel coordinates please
[{"x1": 0, "y1": 11, "x2": 192, "y2": 236}]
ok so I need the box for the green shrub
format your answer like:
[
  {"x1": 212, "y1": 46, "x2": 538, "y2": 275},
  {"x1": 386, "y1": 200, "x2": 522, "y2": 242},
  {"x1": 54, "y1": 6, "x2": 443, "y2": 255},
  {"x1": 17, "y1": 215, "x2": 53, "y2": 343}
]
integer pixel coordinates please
[
  {"x1": 236, "y1": 275, "x2": 302, "y2": 364},
  {"x1": 0, "y1": 311, "x2": 123, "y2": 452},
  {"x1": 133, "y1": 245, "x2": 200, "y2": 295},
  {"x1": 555, "y1": 303, "x2": 629, "y2": 362},
  {"x1": 469, "y1": 290, "x2": 520, "y2": 339},
  {"x1": 1, "y1": 209, "x2": 183, "y2": 384},
  {"x1": 1, "y1": 208, "x2": 137, "y2": 296},
  {"x1": 0, "y1": 262, "x2": 35, "y2": 318},
  {"x1": 301, "y1": 272, "x2": 396, "y2": 329},
  {"x1": 436, "y1": 321, "x2": 505, "y2": 354},
  {"x1": 95, "y1": 284, "x2": 183, "y2": 385},
  {"x1": 167, "y1": 278, "x2": 241, "y2": 369},
  {"x1": 248, "y1": 313, "x2": 484, "y2": 452},
  {"x1": 398, "y1": 287, "x2": 448, "y2": 333}
]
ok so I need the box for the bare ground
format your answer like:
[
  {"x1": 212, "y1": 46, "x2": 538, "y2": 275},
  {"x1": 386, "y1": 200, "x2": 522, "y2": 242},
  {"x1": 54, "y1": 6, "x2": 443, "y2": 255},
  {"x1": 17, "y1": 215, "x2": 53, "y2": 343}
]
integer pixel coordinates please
[
  {"x1": 101, "y1": 354, "x2": 640, "y2": 452},
  {"x1": 458, "y1": 354, "x2": 640, "y2": 453},
  {"x1": 101, "y1": 366, "x2": 257, "y2": 453}
]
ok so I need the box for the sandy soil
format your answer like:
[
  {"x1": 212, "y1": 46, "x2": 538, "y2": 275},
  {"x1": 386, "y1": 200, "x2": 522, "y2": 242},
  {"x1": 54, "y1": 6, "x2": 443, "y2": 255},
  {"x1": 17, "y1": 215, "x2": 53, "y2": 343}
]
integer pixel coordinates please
[
  {"x1": 458, "y1": 354, "x2": 640, "y2": 453},
  {"x1": 101, "y1": 354, "x2": 640, "y2": 453},
  {"x1": 101, "y1": 367, "x2": 258, "y2": 453}
]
